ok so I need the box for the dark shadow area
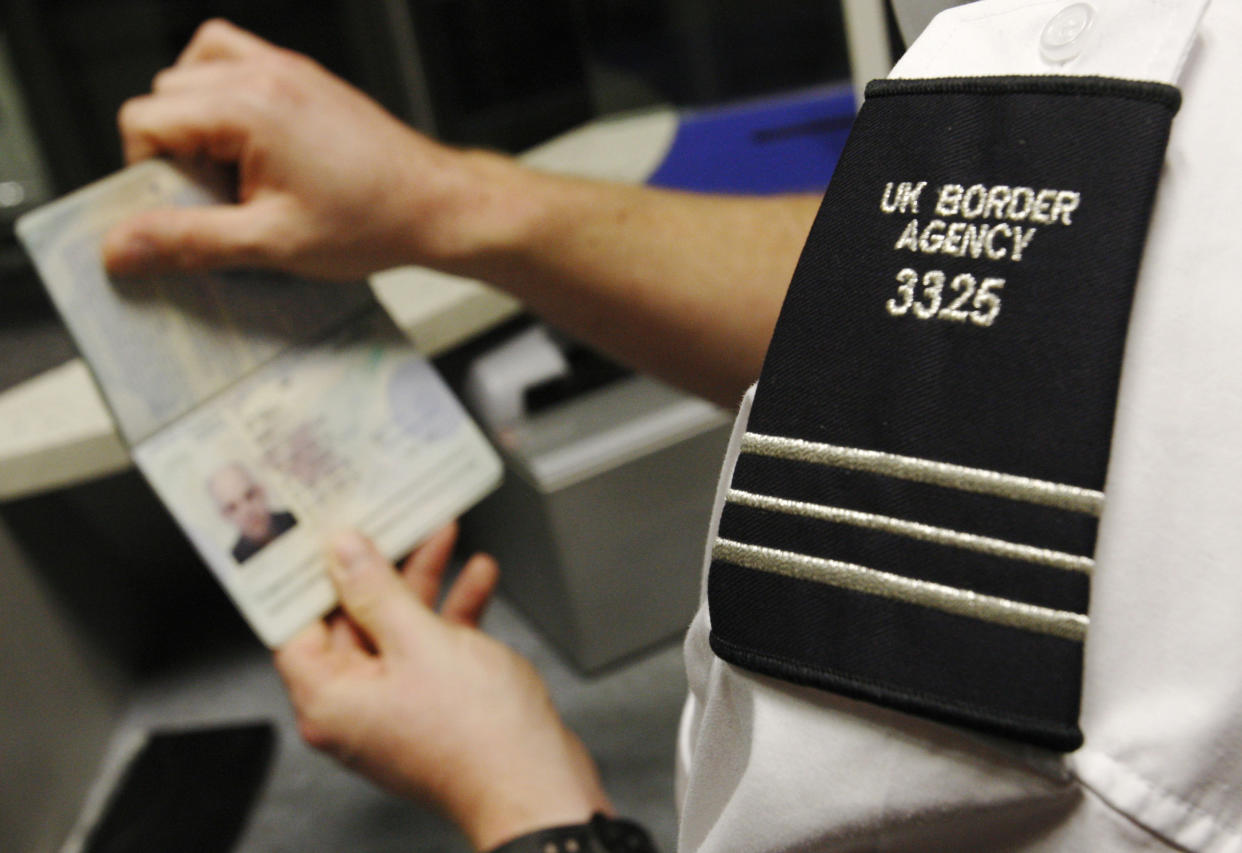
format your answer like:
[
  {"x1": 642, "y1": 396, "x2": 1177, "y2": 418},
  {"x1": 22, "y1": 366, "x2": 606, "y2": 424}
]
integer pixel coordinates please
[{"x1": 1, "y1": 468, "x2": 257, "y2": 676}]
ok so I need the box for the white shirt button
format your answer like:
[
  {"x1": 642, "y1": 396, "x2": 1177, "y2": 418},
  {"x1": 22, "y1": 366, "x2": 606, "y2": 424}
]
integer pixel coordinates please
[{"x1": 1040, "y1": 3, "x2": 1096, "y2": 64}]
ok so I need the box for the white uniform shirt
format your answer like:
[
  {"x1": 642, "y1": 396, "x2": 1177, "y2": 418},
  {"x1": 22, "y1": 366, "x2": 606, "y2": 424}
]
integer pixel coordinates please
[{"x1": 676, "y1": 1, "x2": 1242, "y2": 850}]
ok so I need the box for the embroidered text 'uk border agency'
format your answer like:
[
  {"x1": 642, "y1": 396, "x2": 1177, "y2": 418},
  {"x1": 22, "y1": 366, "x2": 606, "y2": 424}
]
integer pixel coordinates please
[{"x1": 709, "y1": 76, "x2": 1180, "y2": 751}]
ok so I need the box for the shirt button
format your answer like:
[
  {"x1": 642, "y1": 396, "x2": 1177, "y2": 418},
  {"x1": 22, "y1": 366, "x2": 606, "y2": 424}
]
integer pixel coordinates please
[{"x1": 1040, "y1": 3, "x2": 1095, "y2": 64}]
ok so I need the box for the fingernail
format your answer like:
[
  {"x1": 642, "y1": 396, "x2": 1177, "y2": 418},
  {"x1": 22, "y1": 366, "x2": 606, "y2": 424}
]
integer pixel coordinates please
[
  {"x1": 330, "y1": 531, "x2": 370, "y2": 574},
  {"x1": 103, "y1": 233, "x2": 153, "y2": 277}
]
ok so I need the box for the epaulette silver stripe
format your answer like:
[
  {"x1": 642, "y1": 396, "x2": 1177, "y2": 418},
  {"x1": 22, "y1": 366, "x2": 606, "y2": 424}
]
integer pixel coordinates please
[
  {"x1": 712, "y1": 538, "x2": 1089, "y2": 642},
  {"x1": 726, "y1": 488, "x2": 1093, "y2": 573},
  {"x1": 740, "y1": 433, "x2": 1105, "y2": 516}
]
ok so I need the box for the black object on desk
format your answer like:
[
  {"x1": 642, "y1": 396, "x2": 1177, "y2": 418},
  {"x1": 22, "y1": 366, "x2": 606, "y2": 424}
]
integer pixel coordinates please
[{"x1": 82, "y1": 722, "x2": 275, "y2": 853}]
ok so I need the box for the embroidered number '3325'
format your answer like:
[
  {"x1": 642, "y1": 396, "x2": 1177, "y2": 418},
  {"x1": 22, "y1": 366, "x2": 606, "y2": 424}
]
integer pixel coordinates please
[{"x1": 886, "y1": 268, "x2": 1004, "y2": 327}]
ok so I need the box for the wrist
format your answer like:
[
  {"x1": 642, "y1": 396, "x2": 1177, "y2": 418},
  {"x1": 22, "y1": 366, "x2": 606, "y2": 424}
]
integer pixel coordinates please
[
  {"x1": 446, "y1": 728, "x2": 614, "y2": 851},
  {"x1": 459, "y1": 801, "x2": 599, "y2": 853},
  {"x1": 450, "y1": 766, "x2": 612, "y2": 852},
  {"x1": 407, "y1": 148, "x2": 551, "y2": 279}
]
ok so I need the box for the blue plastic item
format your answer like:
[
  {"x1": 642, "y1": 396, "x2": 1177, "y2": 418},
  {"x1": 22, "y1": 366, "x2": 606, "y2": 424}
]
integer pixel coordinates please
[{"x1": 647, "y1": 84, "x2": 855, "y2": 195}]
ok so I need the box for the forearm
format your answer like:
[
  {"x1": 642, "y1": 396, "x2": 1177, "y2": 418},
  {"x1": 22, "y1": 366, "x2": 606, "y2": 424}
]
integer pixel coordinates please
[{"x1": 428, "y1": 151, "x2": 822, "y2": 408}]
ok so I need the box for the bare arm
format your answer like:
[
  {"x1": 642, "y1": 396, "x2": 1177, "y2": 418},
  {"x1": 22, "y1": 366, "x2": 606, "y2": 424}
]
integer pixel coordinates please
[
  {"x1": 449, "y1": 163, "x2": 820, "y2": 406},
  {"x1": 103, "y1": 20, "x2": 820, "y2": 407}
]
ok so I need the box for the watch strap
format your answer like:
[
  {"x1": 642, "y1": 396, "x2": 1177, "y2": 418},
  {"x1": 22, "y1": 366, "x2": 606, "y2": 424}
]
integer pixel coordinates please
[{"x1": 487, "y1": 813, "x2": 657, "y2": 853}]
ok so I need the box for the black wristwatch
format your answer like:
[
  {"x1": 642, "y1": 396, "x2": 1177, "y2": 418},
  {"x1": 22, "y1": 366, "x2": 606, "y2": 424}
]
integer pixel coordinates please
[{"x1": 486, "y1": 813, "x2": 658, "y2": 853}]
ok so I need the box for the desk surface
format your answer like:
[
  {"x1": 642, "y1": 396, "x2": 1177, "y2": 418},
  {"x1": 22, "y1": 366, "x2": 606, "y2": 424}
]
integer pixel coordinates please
[{"x1": 0, "y1": 109, "x2": 678, "y2": 501}]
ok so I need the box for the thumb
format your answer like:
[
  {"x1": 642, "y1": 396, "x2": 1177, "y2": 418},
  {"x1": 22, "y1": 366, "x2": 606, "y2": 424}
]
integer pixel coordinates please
[
  {"x1": 328, "y1": 531, "x2": 427, "y2": 653},
  {"x1": 101, "y1": 201, "x2": 278, "y2": 277}
]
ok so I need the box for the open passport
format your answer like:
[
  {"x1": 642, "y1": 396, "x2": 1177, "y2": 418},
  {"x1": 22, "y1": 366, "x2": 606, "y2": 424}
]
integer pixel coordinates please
[{"x1": 17, "y1": 159, "x2": 503, "y2": 646}]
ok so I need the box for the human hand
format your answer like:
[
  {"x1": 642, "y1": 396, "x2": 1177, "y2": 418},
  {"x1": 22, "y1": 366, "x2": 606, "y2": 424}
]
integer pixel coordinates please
[
  {"x1": 102, "y1": 19, "x2": 527, "y2": 281},
  {"x1": 275, "y1": 524, "x2": 612, "y2": 851}
]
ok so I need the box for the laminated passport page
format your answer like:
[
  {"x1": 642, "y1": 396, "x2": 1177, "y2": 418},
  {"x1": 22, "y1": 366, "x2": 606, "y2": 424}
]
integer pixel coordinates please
[
  {"x1": 18, "y1": 159, "x2": 502, "y2": 646},
  {"x1": 708, "y1": 76, "x2": 1180, "y2": 751}
]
